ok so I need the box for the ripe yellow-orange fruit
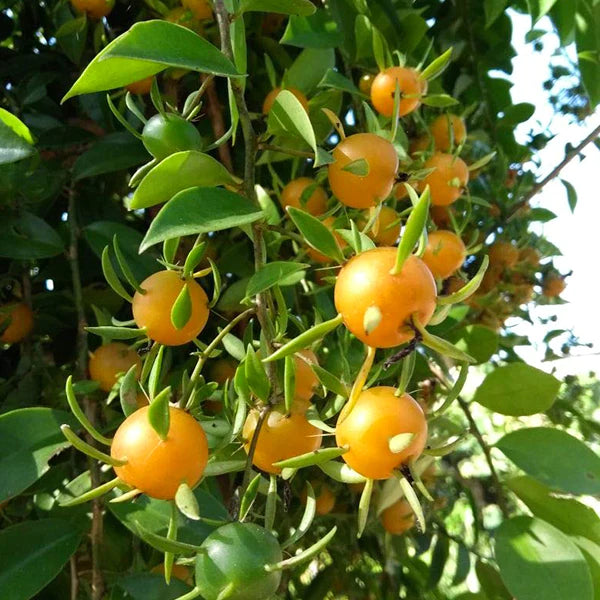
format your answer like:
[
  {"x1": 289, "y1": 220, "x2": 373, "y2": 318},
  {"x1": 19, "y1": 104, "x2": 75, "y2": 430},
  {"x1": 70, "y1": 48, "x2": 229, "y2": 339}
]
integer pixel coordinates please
[
  {"x1": 519, "y1": 246, "x2": 540, "y2": 267},
  {"x1": 429, "y1": 114, "x2": 467, "y2": 151},
  {"x1": 209, "y1": 358, "x2": 237, "y2": 384},
  {"x1": 370, "y1": 67, "x2": 425, "y2": 118},
  {"x1": 489, "y1": 241, "x2": 519, "y2": 269},
  {"x1": 0, "y1": 303, "x2": 34, "y2": 344},
  {"x1": 126, "y1": 77, "x2": 154, "y2": 95},
  {"x1": 543, "y1": 275, "x2": 566, "y2": 298},
  {"x1": 89, "y1": 342, "x2": 142, "y2": 393},
  {"x1": 359, "y1": 206, "x2": 401, "y2": 246},
  {"x1": 280, "y1": 177, "x2": 328, "y2": 216},
  {"x1": 381, "y1": 499, "x2": 415, "y2": 535},
  {"x1": 132, "y1": 270, "x2": 209, "y2": 346},
  {"x1": 328, "y1": 133, "x2": 398, "y2": 209},
  {"x1": 263, "y1": 87, "x2": 309, "y2": 114},
  {"x1": 421, "y1": 153, "x2": 469, "y2": 207},
  {"x1": 422, "y1": 230, "x2": 467, "y2": 279},
  {"x1": 152, "y1": 563, "x2": 193, "y2": 585},
  {"x1": 70, "y1": 0, "x2": 114, "y2": 19},
  {"x1": 242, "y1": 408, "x2": 322, "y2": 474},
  {"x1": 359, "y1": 73, "x2": 375, "y2": 95},
  {"x1": 302, "y1": 481, "x2": 336, "y2": 516},
  {"x1": 430, "y1": 205, "x2": 453, "y2": 229},
  {"x1": 334, "y1": 248, "x2": 437, "y2": 348},
  {"x1": 182, "y1": 0, "x2": 212, "y2": 20}
]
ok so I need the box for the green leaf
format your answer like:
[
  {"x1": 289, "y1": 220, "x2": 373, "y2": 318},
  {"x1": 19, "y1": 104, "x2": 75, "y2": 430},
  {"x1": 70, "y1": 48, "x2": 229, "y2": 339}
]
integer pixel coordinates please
[
  {"x1": 86, "y1": 326, "x2": 147, "y2": 340},
  {"x1": 0, "y1": 408, "x2": 77, "y2": 503},
  {"x1": 63, "y1": 20, "x2": 239, "y2": 101},
  {"x1": 0, "y1": 108, "x2": 35, "y2": 165},
  {"x1": 239, "y1": 473, "x2": 262, "y2": 521},
  {"x1": 452, "y1": 543, "x2": 471, "y2": 586},
  {"x1": 473, "y1": 363, "x2": 559, "y2": 416},
  {"x1": 245, "y1": 346, "x2": 271, "y2": 402},
  {"x1": 428, "y1": 535, "x2": 450, "y2": 588},
  {"x1": 496, "y1": 427, "x2": 600, "y2": 495},
  {"x1": 484, "y1": 0, "x2": 508, "y2": 27},
  {"x1": 120, "y1": 365, "x2": 141, "y2": 417},
  {"x1": 130, "y1": 151, "x2": 239, "y2": 210},
  {"x1": 140, "y1": 188, "x2": 263, "y2": 252},
  {"x1": 476, "y1": 561, "x2": 511, "y2": 600},
  {"x1": 267, "y1": 90, "x2": 319, "y2": 161},
  {"x1": 287, "y1": 48, "x2": 336, "y2": 95},
  {"x1": 452, "y1": 325, "x2": 498, "y2": 365},
  {"x1": 506, "y1": 476, "x2": 600, "y2": 546},
  {"x1": 239, "y1": 0, "x2": 316, "y2": 16},
  {"x1": 116, "y1": 573, "x2": 192, "y2": 600},
  {"x1": 420, "y1": 94, "x2": 459, "y2": 107},
  {"x1": 311, "y1": 365, "x2": 348, "y2": 398},
  {"x1": 287, "y1": 207, "x2": 344, "y2": 263},
  {"x1": 147, "y1": 387, "x2": 171, "y2": 440},
  {"x1": 246, "y1": 262, "x2": 309, "y2": 298},
  {"x1": 318, "y1": 460, "x2": 367, "y2": 484},
  {"x1": 175, "y1": 483, "x2": 201, "y2": 521},
  {"x1": 496, "y1": 516, "x2": 593, "y2": 600},
  {"x1": 73, "y1": 132, "x2": 147, "y2": 180},
  {"x1": 265, "y1": 314, "x2": 343, "y2": 362},
  {"x1": 280, "y1": 10, "x2": 343, "y2": 49},
  {"x1": 272, "y1": 446, "x2": 348, "y2": 469},
  {"x1": 392, "y1": 187, "x2": 429, "y2": 274},
  {"x1": 421, "y1": 47, "x2": 453, "y2": 81},
  {"x1": 318, "y1": 68, "x2": 361, "y2": 95},
  {"x1": 0, "y1": 519, "x2": 85, "y2": 600},
  {"x1": 109, "y1": 487, "x2": 227, "y2": 547},
  {"x1": 102, "y1": 246, "x2": 134, "y2": 303},
  {"x1": 148, "y1": 345, "x2": 165, "y2": 400},
  {"x1": 500, "y1": 102, "x2": 536, "y2": 125},
  {"x1": 530, "y1": 0, "x2": 560, "y2": 22},
  {"x1": 341, "y1": 158, "x2": 369, "y2": 176},
  {"x1": 561, "y1": 179, "x2": 577, "y2": 212},
  {"x1": 0, "y1": 212, "x2": 64, "y2": 260},
  {"x1": 171, "y1": 284, "x2": 192, "y2": 330}
]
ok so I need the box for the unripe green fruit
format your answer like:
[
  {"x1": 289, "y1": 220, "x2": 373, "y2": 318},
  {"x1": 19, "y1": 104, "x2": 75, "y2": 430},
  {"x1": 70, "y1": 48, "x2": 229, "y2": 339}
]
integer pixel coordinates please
[
  {"x1": 195, "y1": 522, "x2": 282, "y2": 600},
  {"x1": 142, "y1": 113, "x2": 203, "y2": 159}
]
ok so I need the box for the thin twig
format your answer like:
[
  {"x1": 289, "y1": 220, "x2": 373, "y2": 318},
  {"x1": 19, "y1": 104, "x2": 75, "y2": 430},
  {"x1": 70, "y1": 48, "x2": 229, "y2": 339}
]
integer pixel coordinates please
[
  {"x1": 258, "y1": 143, "x2": 314, "y2": 159},
  {"x1": 67, "y1": 185, "x2": 104, "y2": 600},
  {"x1": 456, "y1": 396, "x2": 510, "y2": 518},
  {"x1": 214, "y1": 0, "x2": 280, "y2": 501},
  {"x1": 511, "y1": 121, "x2": 600, "y2": 213},
  {"x1": 201, "y1": 74, "x2": 233, "y2": 171}
]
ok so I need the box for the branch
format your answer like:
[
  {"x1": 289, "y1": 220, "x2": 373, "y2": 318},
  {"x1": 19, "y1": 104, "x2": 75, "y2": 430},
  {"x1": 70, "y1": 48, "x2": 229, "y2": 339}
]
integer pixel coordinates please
[
  {"x1": 515, "y1": 121, "x2": 600, "y2": 210},
  {"x1": 456, "y1": 396, "x2": 510, "y2": 518},
  {"x1": 67, "y1": 185, "x2": 104, "y2": 600}
]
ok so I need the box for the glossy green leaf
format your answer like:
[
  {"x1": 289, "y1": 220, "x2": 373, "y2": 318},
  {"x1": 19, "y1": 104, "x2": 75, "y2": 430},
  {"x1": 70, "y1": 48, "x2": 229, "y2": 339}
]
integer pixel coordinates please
[
  {"x1": 452, "y1": 543, "x2": 471, "y2": 586},
  {"x1": 421, "y1": 47, "x2": 453, "y2": 81},
  {"x1": 420, "y1": 94, "x2": 459, "y2": 107},
  {"x1": 318, "y1": 68, "x2": 361, "y2": 95},
  {"x1": 473, "y1": 363, "x2": 559, "y2": 415},
  {"x1": 109, "y1": 487, "x2": 228, "y2": 547},
  {"x1": 496, "y1": 516, "x2": 593, "y2": 600},
  {"x1": 0, "y1": 108, "x2": 35, "y2": 165},
  {"x1": 0, "y1": 519, "x2": 85, "y2": 600},
  {"x1": 286, "y1": 48, "x2": 336, "y2": 95},
  {"x1": 392, "y1": 187, "x2": 429, "y2": 274},
  {"x1": 287, "y1": 207, "x2": 344, "y2": 263},
  {"x1": 506, "y1": 476, "x2": 600, "y2": 545},
  {"x1": 120, "y1": 365, "x2": 141, "y2": 417},
  {"x1": 147, "y1": 387, "x2": 171, "y2": 440},
  {"x1": 561, "y1": 178, "x2": 577, "y2": 212},
  {"x1": 0, "y1": 212, "x2": 64, "y2": 260},
  {"x1": 318, "y1": 460, "x2": 367, "y2": 483},
  {"x1": 246, "y1": 261, "x2": 308, "y2": 298},
  {"x1": 64, "y1": 20, "x2": 239, "y2": 101},
  {"x1": 476, "y1": 561, "x2": 511, "y2": 600},
  {"x1": 428, "y1": 535, "x2": 449, "y2": 588},
  {"x1": 130, "y1": 151, "x2": 239, "y2": 210},
  {"x1": 497, "y1": 427, "x2": 600, "y2": 495},
  {"x1": 245, "y1": 346, "x2": 271, "y2": 402},
  {"x1": 267, "y1": 90, "x2": 318, "y2": 160},
  {"x1": 284, "y1": 355, "x2": 296, "y2": 414},
  {"x1": 73, "y1": 132, "x2": 147, "y2": 180},
  {"x1": 240, "y1": 0, "x2": 315, "y2": 15},
  {"x1": 500, "y1": 102, "x2": 536, "y2": 124},
  {"x1": 0, "y1": 408, "x2": 77, "y2": 503},
  {"x1": 102, "y1": 246, "x2": 134, "y2": 303},
  {"x1": 175, "y1": 483, "x2": 201, "y2": 521},
  {"x1": 140, "y1": 187, "x2": 263, "y2": 253},
  {"x1": 239, "y1": 473, "x2": 262, "y2": 521},
  {"x1": 86, "y1": 326, "x2": 147, "y2": 340},
  {"x1": 171, "y1": 284, "x2": 192, "y2": 330},
  {"x1": 484, "y1": 0, "x2": 508, "y2": 27},
  {"x1": 116, "y1": 573, "x2": 192, "y2": 600},
  {"x1": 452, "y1": 325, "x2": 499, "y2": 365},
  {"x1": 281, "y1": 10, "x2": 343, "y2": 49},
  {"x1": 273, "y1": 446, "x2": 348, "y2": 469}
]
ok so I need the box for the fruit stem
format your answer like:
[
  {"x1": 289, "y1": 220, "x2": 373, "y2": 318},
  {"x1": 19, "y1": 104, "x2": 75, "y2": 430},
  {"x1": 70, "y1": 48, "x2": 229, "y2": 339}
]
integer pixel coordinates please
[
  {"x1": 339, "y1": 345, "x2": 376, "y2": 423},
  {"x1": 59, "y1": 477, "x2": 121, "y2": 507},
  {"x1": 61, "y1": 425, "x2": 127, "y2": 467}
]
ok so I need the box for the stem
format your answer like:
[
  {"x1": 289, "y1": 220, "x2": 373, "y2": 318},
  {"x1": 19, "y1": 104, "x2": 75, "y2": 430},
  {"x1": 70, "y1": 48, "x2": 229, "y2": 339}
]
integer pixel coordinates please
[
  {"x1": 214, "y1": 0, "x2": 280, "y2": 502},
  {"x1": 511, "y1": 121, "x2": 600, "y2": 213},
  {"x1": 70, "y1": 556, "x2": 79, "y2": 600},
  {"x1": 201, "y1": 74, "x2": 234, "y2": 171},
  {"x1": 258, "y1": 143, "x2": 314, "y2": 158},
  {"x1": 456, "y1": 396, "x2": 510, "y2": 518},
  {"x1": 340, "y1": 345, "x2": 376, "y2": 422},
  {"x1": 67, "y1": 186, "x2": 104, "y2": 600}
]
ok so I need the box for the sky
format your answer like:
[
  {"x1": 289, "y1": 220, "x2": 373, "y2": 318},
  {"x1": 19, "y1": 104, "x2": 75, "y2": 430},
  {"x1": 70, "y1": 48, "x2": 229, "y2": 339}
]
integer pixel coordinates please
[{"x1": 502, "y1": 11, "x2": 600, "y2": 377}]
